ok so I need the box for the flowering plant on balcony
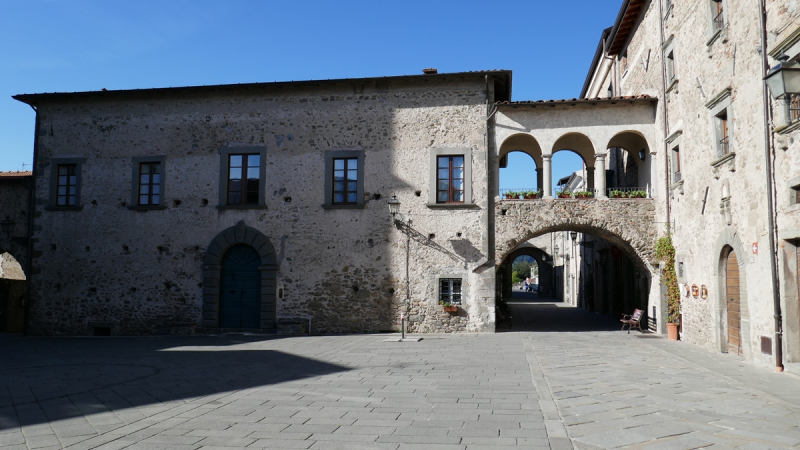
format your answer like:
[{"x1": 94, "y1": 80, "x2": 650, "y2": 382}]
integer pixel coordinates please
[{"x1": 574, "y1": 190, "x2": 594, "y2": 199}]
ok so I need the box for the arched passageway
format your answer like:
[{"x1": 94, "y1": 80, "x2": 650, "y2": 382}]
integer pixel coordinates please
[
  {"x1": 606, "y1": 130, "x2": 653, "y2": 195},
  {"x1": 0, "y1": 252, "x2": 26, "y2": 333},
  {"x1": 499, "y1": 133, "x2": 543, "y2": 192}
]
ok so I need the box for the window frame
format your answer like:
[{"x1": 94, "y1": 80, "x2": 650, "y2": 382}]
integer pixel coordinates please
[
  {"x1": 707, "y1": 0, "x2": 728, "y2": 46},
  {"x1": 47, "y1": 157, "x2": 86, "y2": 211},
  {"x1": 438, "y1": 278, "x2": 463, "y2": 305},
  {"x1": 662, "y1": 35, "x2": 679, "y2": 93},
  {"x1": 706, "y1": 88, "x2": 733, "y2": 159},
  {"x1": 129, "y1": 156, "x2": 166, "y2": 210},
  {"x1": 436, "y1": 155, "x2": 466, "y2": 204},
  {"x1": 428, "y1": 148, "x2": 473, "y2": 208},
  {"x1": 323, "y1": 149, "x2": 365, "y2": 209},
  {"x1": 217, "y1": 147, "x2": 267, "y2": 210},
  {"x1": 672, "y1": 145, "x2": 682, "y2": 183}
]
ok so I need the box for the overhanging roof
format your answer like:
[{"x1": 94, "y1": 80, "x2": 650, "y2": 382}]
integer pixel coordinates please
[
  {"x1": 496, "y1": 95, "x2": 656, "y2": 107},
  {"x1": 14, "y1": 70, "x2": 512, "y2": 105},
  {"x1": 606, "y1": 0, "x2": 647, "y2": 56}
]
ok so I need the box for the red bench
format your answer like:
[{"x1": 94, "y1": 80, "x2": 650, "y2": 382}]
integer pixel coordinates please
[{"x1": 620, "y1": 309, "x2": 644, "y2": 334}]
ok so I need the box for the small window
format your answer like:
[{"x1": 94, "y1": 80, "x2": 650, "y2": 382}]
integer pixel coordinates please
[
  {"x1": 227, "y1": 153, "x2": 260, "y2": 205},
  {"x1": 672, "y1": 146, "x2": 682, "y2": 183},
  {"x1": 791, "y1": 183, "x2": 800, "y2": 205},
  {"x1": 56, "y1": 164, "x2": 77, "y2": 206},
  {"x1": 712, "y1": 0, "x2": 725, "y2": 32},
  {"x1": 789, "y1": 94, "x2": 800, "y2": 124},
  {"x1": 666, "y1": 51, "x2": 676, "y2": 83},
  {"x1": 621, "y1": 51, "x2": 629, "y2": 74},
  {"x1": 607, "y1": 83, "x2": 613, "y2": 98},
  {"x1": 332, "y1": 158, "x2": 358, "y2": 204},
  {"x1": 716, "y1": 110, "x2": 729, "y2": 156},
  {"x1": 436, "y1": 155, "x2": 465, "y2": 203},
  {"x1": 439, "y1": 278, "x2": 462, "y2": 305},
  {"x1": 138, "y1": 162, "x2": 161, "y2": 205}
]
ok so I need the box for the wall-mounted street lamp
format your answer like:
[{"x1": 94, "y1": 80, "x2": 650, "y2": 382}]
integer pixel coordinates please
[
  {"x1": 554, "y1": 244, "x2": 559, "y2": 260},
  {"x1": 570, "y1": 231, "x2": 578, "y2": 241},
  {"x1": 388, "y1": 195, "x2": 400, "y2": 222},
  {"x1": 765, "y1": 56, "x2": 800, "y2": 99},
  {"x1": 1, "y1": 216, "x2": 16, "y2": 243}
]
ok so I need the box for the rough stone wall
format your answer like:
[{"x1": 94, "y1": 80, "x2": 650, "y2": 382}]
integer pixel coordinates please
[
  {"x1": 27, "y1": 76, "x2": 495, "y2": 335},
  {"x1": 0, "y1": 176, "x2": 30, "y2": 273},
  {"x1": 586, "y1": 0, "x2": 781, "y2": 369}
]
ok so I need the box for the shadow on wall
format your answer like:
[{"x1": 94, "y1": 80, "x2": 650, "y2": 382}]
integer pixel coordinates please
[{"x1": 0, "y1": 335, "x2": 349, "y2": 429}]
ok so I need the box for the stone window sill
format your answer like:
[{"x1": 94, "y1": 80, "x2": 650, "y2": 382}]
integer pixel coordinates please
[
  {"x1": 127, "y1": 205, "x2": 167, "y2": 211},
  {"x1": 45, "y1": 205, "x2": 83, "y2": 211},
  {"x1": 666, "y1": 78, "x2": 679, "y2": 95},
  {"x1": 669, "y1": 179, "x2": 684, "y2": 195},
  {"x1": 663, "y1": 3, "x2": 673, "y2": 21},
  {"x1": 427, "y1": 203, "x2": 480, "y2": 209},
  {"x1": 706, "y1": 27, "x2": 727, "y2": 48},
  {"x1": 216, "y1": 205, "x2": 268, "y2": 211},
  {"x1": 775, "y1": 119, "x2": 800, "y2": 135},
  {"x1": 711, "y1": 152, "x2": 735, "y2": 179},
  {"x1": 786, "y1": 203, "x2": 800, "y2": 213},
  {"x1": 321, "y1": 204, "x2": 366, "y2": 210}
]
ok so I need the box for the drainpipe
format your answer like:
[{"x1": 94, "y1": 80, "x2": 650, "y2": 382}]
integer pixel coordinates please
[
  {"x1": 758, "y1": 0, "x2": 784, "y2": 372},
  {"x1": 23, "y1": 104, "x2": 39, "y2": 337},
  {"x1": 657, "y1": 0, "x2": 671, "y2": 233}
]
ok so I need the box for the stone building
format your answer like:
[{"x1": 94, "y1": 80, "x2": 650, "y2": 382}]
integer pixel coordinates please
[
  {"x1": 12, "y1": 72, "x2": 511, "y2": 336},
  {"x1": 580, "y1": 0, "x2": 800, "y2": 373},
  {"x1": 0, "y1": 171, "x2": 31, "y2": 333}
]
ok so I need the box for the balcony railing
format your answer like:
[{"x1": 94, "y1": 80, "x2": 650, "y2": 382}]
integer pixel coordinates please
[
  {"x1": 607, "y1": 187, "x2": 649, "y2": 198},
  {"x1": 556, "y1": 188, "x2": 596, "y2": 199}
]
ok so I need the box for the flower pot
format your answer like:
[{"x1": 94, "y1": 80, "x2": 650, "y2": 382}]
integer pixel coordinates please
[
  {"x1": 576, "y1": 195, "x2": 592, "y2": 199},
  {"x1": 667, "y1": 323, "x2": 679, "y2": 341},
  {"x1": 558, "y1": 194, "x2": 571, "y2": 199},
  {"x1": 442, "y1": 306, "x2": 458, "y2": 313},
  {"x1": 505, "y1": 195, "x2": 515, "y2": 199},
  {"x1": 523, "y1": 195, "x2": 538, "y2": 199}
]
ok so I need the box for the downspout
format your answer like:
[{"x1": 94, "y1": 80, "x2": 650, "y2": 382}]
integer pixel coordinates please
[
  {"x1": 758, "y1": 0, "x2": 784, "y2": 372},
  {"x1": 657, "y1": 0, "x2": 671, "y2": 232},
  {"x1": 23, "y1": 104, "x2": 39, "y2": 337}
]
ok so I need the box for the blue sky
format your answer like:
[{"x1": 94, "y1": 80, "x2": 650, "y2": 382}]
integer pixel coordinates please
[{"x1": 0, "y1": 0, "x2": 621, "y2": 186}]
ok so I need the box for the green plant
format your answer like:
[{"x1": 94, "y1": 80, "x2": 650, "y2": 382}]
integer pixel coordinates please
[
  {"x1": 655, "y1": 233, "x2": 680, "y2": 324},
  {"x1": 522, "y1": 190, "x2": 540, "y2": 198},
  {"x1": 505, "y1": 190, "x2": 519, "y2": 198},
  {"x1": 609, "y1": 190, "x2": 624, "y2": 198},
  {"x1": 557, "y1": 189, "x2": 572, "y2": 197},
  {"x1": 574, "y1": 190, "x2": 594, "y2": 198},
  {"x1": 629, "y1": 190, "x2": 647, "y2": 198},
  {"x1": 442, "y1": 302, "x2": 452, "y2": 308}
]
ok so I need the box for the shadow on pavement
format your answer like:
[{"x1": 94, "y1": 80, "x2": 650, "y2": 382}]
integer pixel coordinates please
[
  {"x1": 497, "y1": 290, "x2": 622, "y2": 333},
  {"x1": 0, "y1": 335, "x2": 349, "y2": 429}
]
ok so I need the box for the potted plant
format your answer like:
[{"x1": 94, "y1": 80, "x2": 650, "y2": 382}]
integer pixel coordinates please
[
  {"x1": 440, "y1": 301, "x2": 458, "y2": 313},
  {"x1": 557, "y1": 190, "x2": 572, "y2": 199},
  {"x1": 609, "y1": 190, "x2": 625, "y2": 198},
  {"x1": 522, "y1": 190, "x2": 540, "y2": 199},
  {"x1": 574, "y1": 190, "x2": 594, "y2": 199},
  {"x1": 655, "y1": 233, "x2": 680, "y2": 340},
  {"x1": 629, "y1": 190, "x2": 647, "y2": 198},
  {"x1": 504, "y1": 190, "x2": 519, "y2": 199}
]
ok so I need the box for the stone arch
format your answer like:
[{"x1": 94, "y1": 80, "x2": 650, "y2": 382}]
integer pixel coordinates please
[
  {"x1": 552, "y1": 132, "x2": 596, "y2": 166},
  {"x1": 500, "y1": 244, "x2": 553, "y2": 297},
  {"x1": 499, "y1": 133, "x2": 542, "y2": 167},
  {"x1": 495, "y1": 201, "x2": 656, "y2": 276},
  {"x1": 607, "y1": 130, "x2": 651, "y2": 164},
  {"x1": 202, "y1": 220, "x2": 278, "y2": 330},
  {"x1": 713, "y1": 226, "x2": 750, "y2": 357}
]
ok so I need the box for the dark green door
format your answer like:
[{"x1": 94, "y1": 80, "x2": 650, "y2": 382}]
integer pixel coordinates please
[{"x1": 219, "y1": 244, "x2": 261, "y2": 329}]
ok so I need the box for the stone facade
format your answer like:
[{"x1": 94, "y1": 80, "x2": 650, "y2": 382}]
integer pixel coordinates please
[
  {"x1": 15, "y1": 73, "x2": 509, "y2": 336},
  {"x1": 0, "y1": 172, "x2": 31, "y2": 333},
  {"x1": 582, "y1": 0, "x2": 800, "y2": 372}
]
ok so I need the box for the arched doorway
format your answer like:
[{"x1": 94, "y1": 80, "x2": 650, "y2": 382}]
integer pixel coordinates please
[
  {"x1": 724, "y1": 246, "x2": 742, "y2": 356},
  {"x1": 203, "y1": 221, "x2": 278, "y2": 331},
  {"x1": 219, "y1": 244, "x2": 262, "y2": 329}
]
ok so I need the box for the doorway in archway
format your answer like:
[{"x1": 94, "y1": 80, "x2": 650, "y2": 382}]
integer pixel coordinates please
[
  {"x1": 219, "y1": 244, "x2": 261, "y2": 329},
  {"x1": 724, "y1": 246, "x2": 742, "y2": 356}
]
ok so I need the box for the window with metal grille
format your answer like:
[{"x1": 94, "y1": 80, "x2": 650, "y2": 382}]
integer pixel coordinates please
[
  {"x1": 672, "y1": 146, "x2": 682, "y2": 183},
  {"x1": 56, "y1": 164, "x2": 77, "y2": 206},
  {"x1": 439, "y1": 278, "x2": 462, "y2": 304},
  {"x1": 790, "y1": 94, "x2": 800, "y2": 123},
  {"x1": 712, "y1": 0, "x2": 724, "y2": 32},
  {"x1": 227, "y1": 154, "x2": 260, "y2": 205},
  {"x1": 666, "y1": 50, "x2": 676, "y2": 83},
  {"x1": 436, "y1": 156, "x2": 465, "y2": 203},
  {"x1": 138, "y1": 162, "x2": 161, "y2": 205},
  {"x1": 333, "y1": 158, "x2": 358, "y2": 204}
]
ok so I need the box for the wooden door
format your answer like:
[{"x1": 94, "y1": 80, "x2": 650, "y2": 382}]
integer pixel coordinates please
[
  {"x1": 219, "y1": 244, "x2": 262, "y2": 329},
  {"x1": 726, "y1": 248, "x2": 742, "y2": 356}
]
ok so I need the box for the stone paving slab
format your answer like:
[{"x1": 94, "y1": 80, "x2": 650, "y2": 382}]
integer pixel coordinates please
[{"x1": 3, "y1": 300, "x2": 800, "y2": 449}]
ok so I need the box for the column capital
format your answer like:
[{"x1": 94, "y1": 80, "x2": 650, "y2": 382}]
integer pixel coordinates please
[
  {"x1": 542, "y1": 154, "x2": 553, "y2": 161},
  {"x1": 594, "y1": 153, "x2": 607, "y2": 159}
]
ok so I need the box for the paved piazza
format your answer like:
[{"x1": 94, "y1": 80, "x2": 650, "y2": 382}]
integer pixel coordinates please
[{"x1": 3, "y1": 297, "x2": 800, "y2": 449}]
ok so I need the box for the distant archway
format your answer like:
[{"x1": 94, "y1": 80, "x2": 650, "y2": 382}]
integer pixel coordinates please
[{"x1": 552, "y1": 133, "x2": 596, "y2": 191}]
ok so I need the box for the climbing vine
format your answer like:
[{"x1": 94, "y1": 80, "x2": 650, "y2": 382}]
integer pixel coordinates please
[{"x1": 655, "y1": 233, "x2": 680, "y2": 324}]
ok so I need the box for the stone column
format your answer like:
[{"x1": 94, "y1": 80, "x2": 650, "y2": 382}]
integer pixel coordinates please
[
  {"x1": 542, "y1": 155, "x2": 553, "y2": 199},
  {"x1": 594, "y1": 153, "x2": 607, "y2": 198}
]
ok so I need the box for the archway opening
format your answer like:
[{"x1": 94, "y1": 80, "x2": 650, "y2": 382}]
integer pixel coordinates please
[
  {"x1": 0, "y1": 252, "x2": 26, "y2": 333},
  {"x1": 499, "y1": 134, "x2": 542, "y2": 197},
  {"x1": 722, "y1": 245, "x2": 743, "y2": 356},
  {"x1": 495, "y1": 227, "x2": 653, "y2": 333},
  {"x1": 552, "y1": 150, "x2": 588, "y2": 197},
  {"x1": 606, "y1": 131, "x2": 651, "y2": 195}
]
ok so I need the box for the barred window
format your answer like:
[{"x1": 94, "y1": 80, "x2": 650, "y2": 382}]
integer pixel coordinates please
[{"x1": 439, "y1": 278, "x2": 462, "y2": 304}]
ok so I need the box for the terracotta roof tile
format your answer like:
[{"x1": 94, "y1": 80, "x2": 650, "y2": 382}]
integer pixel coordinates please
[
  {"x1": 495, "y1": 95, "x2": 655, "y2": 105},
  {"x1": 0, "y1": 171, "x2": 32, "y2": 177}
]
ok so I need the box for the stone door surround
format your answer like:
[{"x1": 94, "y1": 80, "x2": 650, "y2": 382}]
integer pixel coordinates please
[{"x1": 202, "y1": 221, "x2": 278, "y2": 330}]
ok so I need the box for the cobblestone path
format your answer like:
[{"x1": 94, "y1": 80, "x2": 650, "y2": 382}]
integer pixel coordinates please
[{"x1": 1, "y1": 297, "x2": 800, "y2": 449}]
